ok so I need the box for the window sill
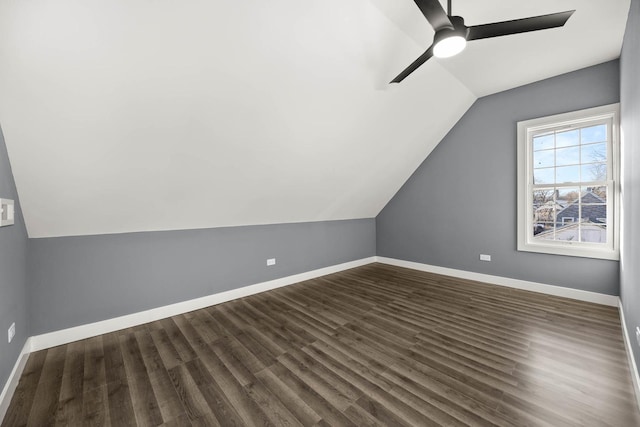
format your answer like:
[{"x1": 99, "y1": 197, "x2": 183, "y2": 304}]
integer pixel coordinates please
[{"x1": 517, "y1": 241, "x2": 619, "y2": 261}]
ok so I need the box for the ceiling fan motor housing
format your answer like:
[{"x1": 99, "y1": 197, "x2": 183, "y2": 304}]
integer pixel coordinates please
[{"x1": 435, "y1": 16, "x2": 469, "y2": 41}]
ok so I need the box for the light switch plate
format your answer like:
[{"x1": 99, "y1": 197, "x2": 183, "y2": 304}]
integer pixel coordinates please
[
  {"x1": 0, "y1": 199, "x2": 15, "y2": 227},
  {"x1": 8, "y1": 322, "x2": 15, "y2": 343}
]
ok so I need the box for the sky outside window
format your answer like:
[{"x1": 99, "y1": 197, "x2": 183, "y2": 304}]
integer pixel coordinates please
[{"x1": 532, "y1": 124, "x2": 607, "y2": 184}]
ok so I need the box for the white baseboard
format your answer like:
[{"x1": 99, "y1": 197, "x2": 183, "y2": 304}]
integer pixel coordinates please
[
  {"x1": 29, "y1": 256, "x2": 376, "y2": 352},
  {"x1": 0, "y1": 338, "x2": 33, "y2": 423},
  {"x1": 20, "y1": 256, "x2": 619, "y2": 353},
  {"x1": 375, "y1": 256, "x2": 619, "y2": 307},
  {"x1": 619, "y1": 301, "x2": 640, "y2": 412}
]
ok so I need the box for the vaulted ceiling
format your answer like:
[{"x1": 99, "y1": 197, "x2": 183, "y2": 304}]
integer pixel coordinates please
[{"x1": 0, "y1": 0, "x2": 630, "y2": 237}]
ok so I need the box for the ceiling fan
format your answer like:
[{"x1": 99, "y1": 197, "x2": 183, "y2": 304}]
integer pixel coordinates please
[{"x1": 391, "y1": 0, "x2": 575, "y2": 83}]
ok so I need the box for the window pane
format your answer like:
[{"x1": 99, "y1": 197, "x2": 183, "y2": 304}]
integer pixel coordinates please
[
  {"x1": 581, "y1": 226, "x2": 606, "y2": 243},
  {"x1": 555, "y1": 225, "x2": 579, "y2": 242},
  {"x1": 581, "y1": 124, "x2": 606, "y2": 144},
  {"x1": 533, "y1": 134, "x2": 554, "y2": 151},
  {"x1": 581, "y1": 142, "x2": 607, "y2": 163},
  {"x1": 582, "y1": 203, "x2": 606, "y2": 222},
  {"x1": 533, "y1": 224, "x2": 557, "y2": 241},
  {"x1": 589, "y1": 185, "x2": 607, "y2": 201},
  {"x1": 581, "y1": 163, "x2": 607, "y2": 181},
  {"x1": 533, "y1": 188, "x2": 556, "y2": 207},
  {"x1": 556, "y1": 165, "x2": 580, "y2": 183},
  {"x1": 557, "y1": 187, "x2": 580, "y2": 205},
  {"x1": 555, "y1": 146, "x2": 580, "y2": 166},
  {"x1": 533, "y1": 150, "x2": 554, "y2": 169},
  {"x1": 578, "y1": 186, "x2": 607, "y2": 244},
  {"x1": 555, "y1": 186, "x2": 580, "y2": 242},
  {"x1": 556, "y1": 187, "x2": 579, "y2": 230},
  {"x1": 533, "y1": 167, "x2": 555, "y2": 184},
  {"x1": 556, "y1": 129, "x2": 579, "y2": 148},
  {"x1": 532, "y1": 189, "x2": 556, "y2": 238}
]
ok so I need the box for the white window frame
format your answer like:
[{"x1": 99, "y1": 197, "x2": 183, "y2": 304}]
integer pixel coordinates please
[{"x1": 517, "y1": 103, "x2": 620, "y2": 260}]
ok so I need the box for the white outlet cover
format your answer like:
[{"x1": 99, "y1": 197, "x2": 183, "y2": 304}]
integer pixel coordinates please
[
  {"x1": 267, "y1": 258, "x2": 276, "y2": 266},
  {"x1": 8, "y1": 322, "x2": 15, "y2": 343},
  {"x1": 0, "y1": 198, "x2": 15, "y2": 227},
  {"x1": 480, "y1": 254, "x2": 491, "y2": 262}
]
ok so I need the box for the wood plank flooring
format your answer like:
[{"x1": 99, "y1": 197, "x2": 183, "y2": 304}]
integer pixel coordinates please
[{"x1": 3, "y1": 263, "x2": 639, "y2": 426}]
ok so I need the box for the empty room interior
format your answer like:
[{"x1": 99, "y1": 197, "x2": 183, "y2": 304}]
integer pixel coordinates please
[{"x1": 1, "y1": 0, "x2": 640, "y2": 425}]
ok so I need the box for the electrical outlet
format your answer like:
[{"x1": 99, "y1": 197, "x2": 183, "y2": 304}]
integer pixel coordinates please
[
  {"x1": 0, "y1": 198, "x2": 15, "y2": 227},
  {"x1": 480, "y1": 254, "x2": 491, "y2": 262},
  {"x1": 267, "y1": 258, "x2": 276, "y2": 266},
  {"x1": 636, "y1": 327, "x2": 640, "y2": 347},
  {"x1": 8, "y1": 322, "x2": 15, "y2": 343}
]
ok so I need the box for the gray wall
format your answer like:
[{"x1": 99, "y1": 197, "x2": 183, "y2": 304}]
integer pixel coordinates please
[
  {"x1": 620, "y1": 0, "x2": 640, "y2": 372},
  {"x1": 377, "y1": 60, "x2": 621, "y2": 295},
  {"x1": 28, "y1": 218, "x2": 375, "y2": 335},
  {"x1": 0, "y1": 126, "x2": 29, "y2": 395}
]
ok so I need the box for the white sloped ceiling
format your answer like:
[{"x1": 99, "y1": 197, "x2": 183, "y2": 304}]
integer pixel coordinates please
[{"x1": 0, "y1": 0, "x2": 630, "y2": 237}]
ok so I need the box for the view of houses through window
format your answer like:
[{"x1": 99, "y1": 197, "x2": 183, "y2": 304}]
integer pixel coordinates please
[{"x1": 531, "y1": 124, "x2": 609, "y2": 244}]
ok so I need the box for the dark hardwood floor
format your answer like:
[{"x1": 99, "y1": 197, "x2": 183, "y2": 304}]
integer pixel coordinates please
[{"x1": 3, "y1": 263, "x2": 639, "y2": 426}]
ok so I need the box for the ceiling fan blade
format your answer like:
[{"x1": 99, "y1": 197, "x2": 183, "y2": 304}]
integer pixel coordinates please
[
  {"x1": 413, "y1": 0, "x2": 453, "y2": 30},
  {"x1": 390, "y1": 45, "x2": 434, "y2": 83},
  {"x1": 467, "y1": 10, "x2": 575, "y2": 41}
]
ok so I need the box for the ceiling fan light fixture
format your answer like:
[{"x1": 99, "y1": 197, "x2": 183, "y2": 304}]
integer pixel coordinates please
[{"x1": 433, "y1": 33, "x2": 467, "y2": 58}]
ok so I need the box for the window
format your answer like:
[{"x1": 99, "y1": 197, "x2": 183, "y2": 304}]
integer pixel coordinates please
[{"x1": 517, "y1": 104, "x2": 619, "y2": 260}]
